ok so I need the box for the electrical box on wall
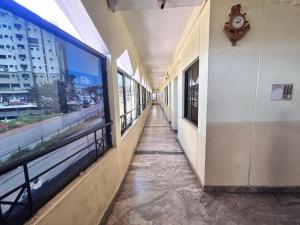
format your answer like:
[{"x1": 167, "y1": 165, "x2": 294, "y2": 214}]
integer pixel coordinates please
[{"x1": 271, "y1": 84, "x2": 294, "y2": 101}]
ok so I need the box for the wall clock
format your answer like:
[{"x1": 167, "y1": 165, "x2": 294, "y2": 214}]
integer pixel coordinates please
[{"x1": 224, "y1": 4, "x2": 250, "y2": 46}]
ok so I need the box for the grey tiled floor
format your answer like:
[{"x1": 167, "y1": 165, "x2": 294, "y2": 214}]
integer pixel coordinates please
[{"x1": 106, "y1": 105, "x2": 300, "y2": 225}]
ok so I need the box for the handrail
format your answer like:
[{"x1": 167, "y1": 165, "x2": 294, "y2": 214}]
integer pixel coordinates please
[
  {"x1": 0, "y1": 121, "x2": 112, "y2": 175},
  {"x1": 0, "y1": 120, "x2": 113, "y2": 225},
  {"x1": 119, "y1": 106, "x2": 142, "y2": 118}
]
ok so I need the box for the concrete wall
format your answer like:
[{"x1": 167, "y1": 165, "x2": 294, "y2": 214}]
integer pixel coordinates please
[{"x1": 206, "y1": 0, "x2": 300, "y2": 187}]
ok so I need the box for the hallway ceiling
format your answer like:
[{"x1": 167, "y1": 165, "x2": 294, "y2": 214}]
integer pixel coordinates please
[{"x1": 120, "y1": 3, "x2": 200, "y2": 88}]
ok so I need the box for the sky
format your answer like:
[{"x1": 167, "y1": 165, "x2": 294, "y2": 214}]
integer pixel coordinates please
[
  {"x1": 13, "y1": 0, "x2": 103, "y2": 89},
  {"x1": 64, "y1": 41, "x2": 102, "y2": 88},
  {"x1": 14, "y1": 0, "x2": 82, "y2": 41}
]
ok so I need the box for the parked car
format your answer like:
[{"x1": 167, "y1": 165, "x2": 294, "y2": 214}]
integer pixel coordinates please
[{"x1": 82, "y1": 100, "x2": 90, "y2": 108}]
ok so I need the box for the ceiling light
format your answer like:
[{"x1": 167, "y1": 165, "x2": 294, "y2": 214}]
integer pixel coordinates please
[{"x1": 157, "y1": 0, "x2": 166, "y2": 9}]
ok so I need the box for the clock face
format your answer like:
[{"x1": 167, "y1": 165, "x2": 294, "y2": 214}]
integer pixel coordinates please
[{"x1": 232, "y1": 15, "x2": 245, "y2": 29}]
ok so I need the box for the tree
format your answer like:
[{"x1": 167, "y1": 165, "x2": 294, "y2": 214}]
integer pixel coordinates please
[{"x1": 28, "y1": 81, "x2": 68, "y2": 114}]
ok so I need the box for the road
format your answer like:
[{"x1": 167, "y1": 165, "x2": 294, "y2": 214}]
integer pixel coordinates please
[
  {"x1": 0, "y1": 105, "x2": 106, "y2": 214},
  {"x1": 0, "y1": 103, "x2": 104, "y2": 159},
  {"x1": 0, "y1": 125, "x2": 102, "y2": 213}
]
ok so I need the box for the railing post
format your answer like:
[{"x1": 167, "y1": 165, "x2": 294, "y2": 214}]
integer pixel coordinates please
[
  {"x1": 23, "y1": 164, "x2": 33, "y2": 215},
  {"x1": 106, "y1": 124, "x2": 112, "y2": 149},
  {"x1": 101, "y1": 128, "x2": 104, "y2": 153},
  {"x1": 0, "y1": 204, "x2": 4, "y2": 223},
  {"x1": 94, "y1": 131, "x2": 98, "y2": 158}
]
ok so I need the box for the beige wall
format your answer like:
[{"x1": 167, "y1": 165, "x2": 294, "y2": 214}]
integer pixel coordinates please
[
  {"x1": 26, "y1": 106, "x2": 151, "y2": 225},
  {"x1": 171, "y1": 78, "x2": 178, "y2": 130},
  {"x1": 160, "y1": 2, "x2": 210, "y2": 185},
  {"x1": 160, "y1": 0, "x2": 300, "y2": 188},
  {"x1": 206, "y1": 0, "x2": 300, "y2": 187}
]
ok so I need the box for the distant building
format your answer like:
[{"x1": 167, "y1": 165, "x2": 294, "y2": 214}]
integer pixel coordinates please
[{"x1": 0, "y1": 8, "x2": 66, "y2": 109}]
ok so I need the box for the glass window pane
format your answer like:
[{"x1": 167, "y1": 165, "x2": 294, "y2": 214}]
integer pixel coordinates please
[
  {"x1": 184, "y1": 60, "x2": 199, "y2": 126},
  {"x1": 118, "y1": 73, "x2": 124, "y2": 116},
  {"x1": 0, "y1": 9, "x2": 105, "y2": 164},
  {"x1": 125, "y1": 76, "x2": 132, "y2": 113},
  {"x1": 0, "y1": 5, "x2": 110, "y2": 222}
]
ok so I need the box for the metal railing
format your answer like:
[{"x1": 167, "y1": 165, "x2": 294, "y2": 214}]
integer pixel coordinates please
[
  {"x1": 0, "y1": 121, "x2": 112, "y2": 225},
  {"x1": 120, "y1": 106, "x2": 141, "y2": 135},
  {"x1": 0, "y1": 108, "x2": 104, "y2": 160},
  {"x1": 120, "y1": 102, "x2": 149, "y2": 135}
]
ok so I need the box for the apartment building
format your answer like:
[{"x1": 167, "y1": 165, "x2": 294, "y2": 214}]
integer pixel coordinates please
[{"x1": 0, "y1": 8, "x2": 66, "y2": 108}]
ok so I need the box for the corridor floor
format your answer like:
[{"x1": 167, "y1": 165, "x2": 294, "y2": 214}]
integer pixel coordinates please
[{"x1": 106, "y1": 105, "x2": 300, "y2": 225}]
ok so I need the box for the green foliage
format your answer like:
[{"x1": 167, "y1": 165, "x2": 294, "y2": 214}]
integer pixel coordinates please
[{"x1": 28, "y1": 81, "x2": 68, "y2": 114}]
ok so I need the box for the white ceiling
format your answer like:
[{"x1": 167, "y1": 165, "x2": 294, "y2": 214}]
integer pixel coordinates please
[{"x1": 121, "y1": 6, "x2": 195, "y2": 88}]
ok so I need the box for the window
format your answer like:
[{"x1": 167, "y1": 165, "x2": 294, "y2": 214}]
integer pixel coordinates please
[
  {"x1": 14, "y1": 23, "x2": 21, "y2": 29},
  {"x1": 28, "y1": 37, "x2": 39, "y2": 45},
  {"x1": 17, "y1": 44, "x2": 25, "y2": 49},
  {"x1": 15, "y1": 34, "x2": 23, "y2": 39},
  {"x1": 0, "y1": 55, "x2": 6, "y2": 59},
  {"x1": 184, "y1": 60, "x2": 199, "y2": 126},
  {"x1": 142, "y1": 86, "x2": 147, "y2": 110},
  {"x1": 19, "y1": 54, "x2": 26, "y2": 60},
  {"x1": 164, "y1": 86, "x2": 168, "y2": 105},
  {"x1": 0, "y1": 3, "x2": 111, "y2": 225},
  {"x1": 0, "y1": 83, "x2": 10, "y2": 90},
  {"x1": 11, "y1": 83, "x2": 20, "y2": 89},
  {"x1": 152, "y1": 93, "x2": 157, "y2": 101},
  {"x1": 118, "y1": 70, "x2": 141, "y2": 135},
  {"x1": 0, "y1": 74, "x2": 9, "y2": 79},
  {"x1": 22, "y1": 74, "x2": 30, "y2": 79},
  {"x1": 20, "y1": 64, "x2": 28, "y2": 70},
  {"x1": 0, "y1": 64, "x2": 8, "y2": 71}
]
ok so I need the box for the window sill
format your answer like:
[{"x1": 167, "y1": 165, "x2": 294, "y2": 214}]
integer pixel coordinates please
[{"x1": 181, "y1": 117, "x2": 198, "y2": 130}]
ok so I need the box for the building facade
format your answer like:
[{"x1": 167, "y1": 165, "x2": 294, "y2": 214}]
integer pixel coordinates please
[{"x1": 0, "y1": 8, "x2": 66, "y2": 109}]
